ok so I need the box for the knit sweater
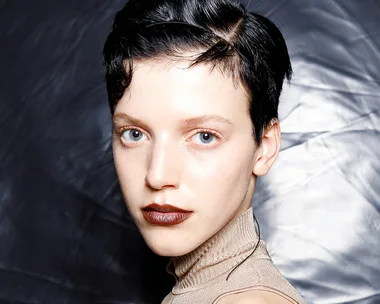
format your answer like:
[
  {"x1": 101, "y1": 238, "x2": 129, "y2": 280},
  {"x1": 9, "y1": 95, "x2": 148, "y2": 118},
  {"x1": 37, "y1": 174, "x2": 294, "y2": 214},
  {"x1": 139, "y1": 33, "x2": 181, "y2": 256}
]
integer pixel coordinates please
[{"x1": 161, "y1": 208, "x2": 306, "y2": 304}]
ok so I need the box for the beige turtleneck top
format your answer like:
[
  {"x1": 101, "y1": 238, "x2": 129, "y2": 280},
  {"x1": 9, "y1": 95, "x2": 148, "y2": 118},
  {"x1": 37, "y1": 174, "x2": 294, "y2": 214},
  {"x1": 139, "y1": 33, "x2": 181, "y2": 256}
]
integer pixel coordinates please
[{"x1": 162, "y1": 208, "x2": 306, "y2": 304}]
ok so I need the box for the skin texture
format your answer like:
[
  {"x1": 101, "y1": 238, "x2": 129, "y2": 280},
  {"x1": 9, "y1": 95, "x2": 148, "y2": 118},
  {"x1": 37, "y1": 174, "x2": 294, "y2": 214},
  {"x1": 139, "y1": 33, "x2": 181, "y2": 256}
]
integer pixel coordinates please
[{"x1": 112, "y1": 59, "x2": 281, "y2": 258}]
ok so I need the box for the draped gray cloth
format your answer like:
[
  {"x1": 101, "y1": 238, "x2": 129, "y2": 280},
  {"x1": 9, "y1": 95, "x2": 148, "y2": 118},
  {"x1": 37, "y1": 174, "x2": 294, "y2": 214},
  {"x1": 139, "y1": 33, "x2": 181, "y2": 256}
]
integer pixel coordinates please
[
  {"x1": 253, "y1": 1, "x2": 380, "y2": 303},
  {"x1": 0, "y1": 0, "x2": 379, "y2": 303}
]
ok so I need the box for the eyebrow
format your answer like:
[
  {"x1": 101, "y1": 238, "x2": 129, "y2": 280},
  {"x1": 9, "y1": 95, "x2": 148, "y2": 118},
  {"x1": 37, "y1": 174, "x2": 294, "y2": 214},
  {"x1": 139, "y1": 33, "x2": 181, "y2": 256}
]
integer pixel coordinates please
[
  {"x1": 180, "y1": 115, "x2": 233, "y2": 126},
  {"x1": 113, "y1": 112, "x2": 147, "y2": 127},
  {"x1": 112, "y1": 113, "x2": 233, "y2": 127}
]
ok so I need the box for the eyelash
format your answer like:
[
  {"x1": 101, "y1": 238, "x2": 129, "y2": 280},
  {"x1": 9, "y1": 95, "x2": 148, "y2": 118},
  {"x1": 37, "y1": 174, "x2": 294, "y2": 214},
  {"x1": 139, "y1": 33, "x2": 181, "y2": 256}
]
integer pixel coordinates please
[
  {"x1": 114, "y1": 126, "x2": 224, "y2": 148},
  {"x1": 114, "y1": 126, "x2": 148, "y2": 146},
  {"x1": 187, "y1": 128, "x2": 223, "y2": 148}
]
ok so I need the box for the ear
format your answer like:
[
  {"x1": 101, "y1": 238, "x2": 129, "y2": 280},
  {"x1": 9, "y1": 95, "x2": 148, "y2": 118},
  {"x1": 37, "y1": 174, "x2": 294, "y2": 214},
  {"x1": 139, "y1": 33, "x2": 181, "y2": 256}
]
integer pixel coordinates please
[{"x1": 253, "y1": 119, "x2": 281, "y2": 176}]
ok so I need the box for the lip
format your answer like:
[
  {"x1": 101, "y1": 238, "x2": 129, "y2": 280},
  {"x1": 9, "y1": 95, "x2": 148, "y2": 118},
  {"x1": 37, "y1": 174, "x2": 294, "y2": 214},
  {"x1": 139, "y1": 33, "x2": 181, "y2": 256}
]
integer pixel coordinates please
[{"x1": 142, "y1": 203, "x2": 192, "y2": 226}]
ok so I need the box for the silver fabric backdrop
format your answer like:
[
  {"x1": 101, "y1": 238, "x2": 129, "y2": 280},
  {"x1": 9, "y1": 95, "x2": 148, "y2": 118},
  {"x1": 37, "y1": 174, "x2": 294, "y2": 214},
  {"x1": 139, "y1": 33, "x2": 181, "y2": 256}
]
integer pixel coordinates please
[{"x1": 253, "y1": 1, "x2": 380, "y2": 303}]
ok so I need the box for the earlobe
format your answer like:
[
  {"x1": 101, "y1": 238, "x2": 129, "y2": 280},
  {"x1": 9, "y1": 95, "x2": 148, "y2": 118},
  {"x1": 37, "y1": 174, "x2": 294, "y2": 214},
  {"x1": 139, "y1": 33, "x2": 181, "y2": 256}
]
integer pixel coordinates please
[
  {"x1": 253, "y1": 160, "x2": 270, "y2": 176},
  {"x1": 252, "y1": 119, "x2": 281, "y2": 176}
]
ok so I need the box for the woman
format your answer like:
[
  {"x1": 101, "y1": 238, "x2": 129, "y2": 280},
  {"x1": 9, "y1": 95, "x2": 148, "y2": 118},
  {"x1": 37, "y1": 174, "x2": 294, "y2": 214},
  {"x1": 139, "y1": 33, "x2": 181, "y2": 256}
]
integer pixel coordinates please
[{"x1": 103, "y1": 0, "x2": 306, "y2": 303}]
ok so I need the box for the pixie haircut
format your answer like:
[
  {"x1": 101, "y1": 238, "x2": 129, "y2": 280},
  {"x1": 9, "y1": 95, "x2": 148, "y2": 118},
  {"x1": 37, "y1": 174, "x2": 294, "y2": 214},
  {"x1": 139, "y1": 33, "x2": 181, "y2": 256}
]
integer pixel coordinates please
[{"x1": 103, "y1": 0, "x2": 292, "y2": 144}]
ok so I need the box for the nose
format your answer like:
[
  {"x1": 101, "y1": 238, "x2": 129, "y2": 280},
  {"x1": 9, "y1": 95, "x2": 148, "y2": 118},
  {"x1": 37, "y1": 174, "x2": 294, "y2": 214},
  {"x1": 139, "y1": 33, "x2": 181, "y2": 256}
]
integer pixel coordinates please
[{"x1": 145, "y1": 142, "x2": 181, "y2": 190}]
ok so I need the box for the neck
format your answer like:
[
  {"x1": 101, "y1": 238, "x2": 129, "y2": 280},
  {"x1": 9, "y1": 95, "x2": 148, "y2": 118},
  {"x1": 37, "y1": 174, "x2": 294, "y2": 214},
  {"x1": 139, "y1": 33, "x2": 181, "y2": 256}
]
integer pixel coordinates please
[{"x1": 167, "y1": 207, "x2": 260, "y2": 292}]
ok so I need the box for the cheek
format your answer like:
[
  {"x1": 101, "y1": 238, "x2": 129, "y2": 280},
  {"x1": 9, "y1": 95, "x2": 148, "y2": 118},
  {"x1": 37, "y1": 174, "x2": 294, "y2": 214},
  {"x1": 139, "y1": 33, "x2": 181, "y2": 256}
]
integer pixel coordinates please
[
  {"x1": 186, "y1": 145, "x2": 254, "y2": 197},
  {"x1": 113, "y1": 147, "x2": 146, "y2": 197}
]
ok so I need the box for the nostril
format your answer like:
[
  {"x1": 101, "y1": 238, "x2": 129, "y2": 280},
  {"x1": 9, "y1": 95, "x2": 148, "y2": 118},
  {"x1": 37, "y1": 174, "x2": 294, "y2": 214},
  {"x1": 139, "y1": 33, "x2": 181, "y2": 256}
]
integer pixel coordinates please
[
  {"x1": 145, "y1": 171, "x2": 179, "y2": 190},
  {"x1": 145, "y1": 172, "x2": 165, "y2": 190},
  {"x1": 145, "y1": 148, "x2": 181, "y2": 190}
]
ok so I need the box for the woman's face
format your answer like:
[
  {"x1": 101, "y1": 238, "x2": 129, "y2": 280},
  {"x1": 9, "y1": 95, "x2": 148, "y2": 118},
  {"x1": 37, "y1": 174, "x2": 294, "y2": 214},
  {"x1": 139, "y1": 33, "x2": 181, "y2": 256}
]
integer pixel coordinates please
[{"x1": 113, "y1": 60, "x2": 267, "y2": 257}]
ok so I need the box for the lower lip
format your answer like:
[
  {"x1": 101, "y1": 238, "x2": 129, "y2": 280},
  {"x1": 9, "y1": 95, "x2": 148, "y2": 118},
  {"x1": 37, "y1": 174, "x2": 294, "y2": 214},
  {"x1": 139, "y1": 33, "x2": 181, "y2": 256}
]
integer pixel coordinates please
[{"x1": 142, "y1": 211, "x2": 192, "y2": 226}]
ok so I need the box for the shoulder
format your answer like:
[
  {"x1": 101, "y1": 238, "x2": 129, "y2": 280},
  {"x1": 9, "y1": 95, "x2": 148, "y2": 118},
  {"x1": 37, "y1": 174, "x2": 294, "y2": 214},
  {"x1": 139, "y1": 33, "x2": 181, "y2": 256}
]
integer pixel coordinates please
[{"x1": 217, "y1": 290, "x2": 295, "y2": 304}]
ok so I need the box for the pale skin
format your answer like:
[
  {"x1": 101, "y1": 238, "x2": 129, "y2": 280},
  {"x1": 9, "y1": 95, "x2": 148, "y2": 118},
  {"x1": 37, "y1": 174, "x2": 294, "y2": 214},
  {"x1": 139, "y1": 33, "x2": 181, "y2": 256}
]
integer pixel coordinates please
[{"x1": 112, "y1": 58, "x2": 291, "y2": 303}]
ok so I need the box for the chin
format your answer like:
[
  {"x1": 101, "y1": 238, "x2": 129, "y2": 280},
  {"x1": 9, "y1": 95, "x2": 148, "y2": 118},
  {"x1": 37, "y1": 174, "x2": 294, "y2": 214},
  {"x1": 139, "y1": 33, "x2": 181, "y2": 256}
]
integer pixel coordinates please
[{"x1": 146, "y1": 239, "x2": 195, "y2": 257}]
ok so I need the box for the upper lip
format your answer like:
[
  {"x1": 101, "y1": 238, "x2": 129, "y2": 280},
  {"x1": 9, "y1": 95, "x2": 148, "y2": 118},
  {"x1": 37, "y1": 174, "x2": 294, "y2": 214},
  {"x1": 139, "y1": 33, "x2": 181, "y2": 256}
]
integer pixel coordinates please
[{"x1": 142, "y1": 203, "x2": 191, "y2": 213}]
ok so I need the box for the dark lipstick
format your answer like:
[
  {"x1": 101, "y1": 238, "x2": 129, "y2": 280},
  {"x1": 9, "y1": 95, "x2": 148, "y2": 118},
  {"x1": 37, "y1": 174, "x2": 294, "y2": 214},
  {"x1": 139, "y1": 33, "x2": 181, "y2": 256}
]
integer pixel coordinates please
[{"x1": 142, "y1": 203, "x2": 192, "y2": 226}]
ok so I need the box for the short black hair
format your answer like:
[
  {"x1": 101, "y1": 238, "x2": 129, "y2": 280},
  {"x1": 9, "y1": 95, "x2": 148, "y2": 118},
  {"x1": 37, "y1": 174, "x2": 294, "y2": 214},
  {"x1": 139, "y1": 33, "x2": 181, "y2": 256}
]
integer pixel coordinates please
[{"x1": 103, "y1": 0, "x2": 292, "y2": 144}]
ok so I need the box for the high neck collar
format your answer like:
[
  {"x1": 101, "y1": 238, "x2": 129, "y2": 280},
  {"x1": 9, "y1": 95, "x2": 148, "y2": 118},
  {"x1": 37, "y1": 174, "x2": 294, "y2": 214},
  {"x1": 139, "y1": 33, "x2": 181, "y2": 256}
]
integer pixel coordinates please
[{"x1": 168, "y1": 207, "x2": 260, "y2": 293}]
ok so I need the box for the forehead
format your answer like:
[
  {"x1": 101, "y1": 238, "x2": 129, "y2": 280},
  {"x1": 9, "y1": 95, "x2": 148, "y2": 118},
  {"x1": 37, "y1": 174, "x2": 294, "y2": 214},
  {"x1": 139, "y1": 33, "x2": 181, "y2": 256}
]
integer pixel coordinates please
[{"x1": 117, "y1": 59, "x2": 249, "y2": 119}]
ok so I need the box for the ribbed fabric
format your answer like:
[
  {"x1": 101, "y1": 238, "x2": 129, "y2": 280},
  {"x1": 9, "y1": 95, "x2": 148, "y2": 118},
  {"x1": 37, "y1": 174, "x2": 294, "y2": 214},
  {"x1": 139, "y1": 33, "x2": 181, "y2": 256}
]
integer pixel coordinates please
[{"x1": 162, "y1": 208, "x2": 306, "y2": 304}]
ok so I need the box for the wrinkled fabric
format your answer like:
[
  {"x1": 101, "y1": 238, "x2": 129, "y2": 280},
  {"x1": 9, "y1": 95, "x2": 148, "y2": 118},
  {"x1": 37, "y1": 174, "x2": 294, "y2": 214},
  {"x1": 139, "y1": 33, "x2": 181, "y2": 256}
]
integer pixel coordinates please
[
  {"x1": 253, "y1": 1, "x2": 380, "y2": 303},
  {"x1": 0, "y1": 0, "x2": 379, "y2": 304}
]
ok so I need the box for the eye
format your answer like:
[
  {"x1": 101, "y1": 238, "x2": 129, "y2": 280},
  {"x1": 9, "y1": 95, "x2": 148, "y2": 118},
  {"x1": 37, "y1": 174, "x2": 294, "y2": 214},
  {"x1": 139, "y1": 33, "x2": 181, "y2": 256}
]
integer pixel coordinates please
[
  {"x1": 120, "y1": 128, "x2": 148, "y2": 144},
  {"x1": 190, "y1": 131, "x2": 219, "y2": 146}
]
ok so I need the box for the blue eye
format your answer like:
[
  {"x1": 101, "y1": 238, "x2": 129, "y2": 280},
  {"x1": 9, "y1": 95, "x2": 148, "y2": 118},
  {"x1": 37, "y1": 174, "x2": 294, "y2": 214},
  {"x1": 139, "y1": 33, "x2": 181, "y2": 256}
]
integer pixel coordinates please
[
  {"x1": 192, "y1": 132, "x2": 217, "y2": 145},
  {"x1": 121, "y1": 129, "x2": 148, "y2": 143}
]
